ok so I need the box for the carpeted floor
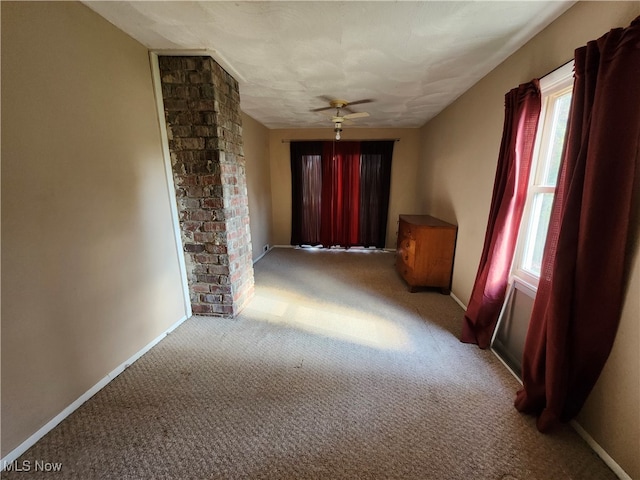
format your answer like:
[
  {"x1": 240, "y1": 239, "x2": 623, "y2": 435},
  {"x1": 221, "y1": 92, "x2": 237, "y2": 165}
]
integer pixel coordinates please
[{"x1": 2, "y1": 248, "x2": 617, "y2": 479}]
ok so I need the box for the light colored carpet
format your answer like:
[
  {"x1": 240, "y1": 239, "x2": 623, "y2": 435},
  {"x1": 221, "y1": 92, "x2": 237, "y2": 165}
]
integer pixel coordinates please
[{"x1": 3, "y1": 248, "x2": 617, "y2": 479}]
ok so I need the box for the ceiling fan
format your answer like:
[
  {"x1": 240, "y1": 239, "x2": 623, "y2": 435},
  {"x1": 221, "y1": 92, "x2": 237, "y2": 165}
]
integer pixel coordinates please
[{"x1": 312, "y1": 98, "x2": 373, "y2": 140}]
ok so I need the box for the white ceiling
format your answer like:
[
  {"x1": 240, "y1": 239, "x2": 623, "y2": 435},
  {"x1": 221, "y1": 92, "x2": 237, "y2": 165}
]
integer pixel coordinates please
[{"x1": 85, "y1": 1, "x2": 575, "y2": 129}]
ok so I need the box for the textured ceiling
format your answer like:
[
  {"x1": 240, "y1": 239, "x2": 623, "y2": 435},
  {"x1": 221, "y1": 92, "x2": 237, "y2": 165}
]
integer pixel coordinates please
[{"x1": 85, "y1": 1, "x2": 575, "y2": 129}]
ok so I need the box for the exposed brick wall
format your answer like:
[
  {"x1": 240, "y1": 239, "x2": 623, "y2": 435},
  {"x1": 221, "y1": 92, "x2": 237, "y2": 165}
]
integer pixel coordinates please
[{"x1": 158, "y1": 56, "x2": 254, "y2": 317}]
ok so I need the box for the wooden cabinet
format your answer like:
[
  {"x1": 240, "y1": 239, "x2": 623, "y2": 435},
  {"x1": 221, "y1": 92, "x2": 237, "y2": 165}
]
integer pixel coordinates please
[{"x1": 396, "y1": 215, "x2": 457, "y2": 293}]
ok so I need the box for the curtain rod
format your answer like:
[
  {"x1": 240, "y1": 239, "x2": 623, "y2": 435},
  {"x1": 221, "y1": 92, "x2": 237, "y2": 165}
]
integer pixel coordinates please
[
  {"x1": 281, "y1": 138, "x2": 400, "y2": 143},
  {"x1": 539, "y1": 58, "x2": 573, "y2": 81}
]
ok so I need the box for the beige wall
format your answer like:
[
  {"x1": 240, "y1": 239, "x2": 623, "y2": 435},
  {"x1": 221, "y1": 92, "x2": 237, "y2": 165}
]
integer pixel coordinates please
[
  {"x1": 242, "y1": 113, "x2": 273, "y2": 261},
  {"x1": 1, "y1": 1, "x2": 188, "y2": 457},
  {"x1": 269, "y1": 128, "x2": 421, "y2": 249},
  {"x1": 418, "y1": 2, "x2": 640, "y2": 478}
]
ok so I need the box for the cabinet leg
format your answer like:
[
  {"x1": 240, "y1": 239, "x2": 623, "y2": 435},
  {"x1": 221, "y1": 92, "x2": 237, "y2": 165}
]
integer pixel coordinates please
[
  {"x1": 440, "y1": 288, "x2": 450, "y2": 295},
  {"x1": 409, "y1": 286, "x2": 418, "y2": 293}
]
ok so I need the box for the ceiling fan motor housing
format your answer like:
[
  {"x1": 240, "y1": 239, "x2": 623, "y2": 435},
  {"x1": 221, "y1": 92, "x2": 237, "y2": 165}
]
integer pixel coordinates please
[{"x1": 330, "y1": 99, "x2": 349, "y2": 109}]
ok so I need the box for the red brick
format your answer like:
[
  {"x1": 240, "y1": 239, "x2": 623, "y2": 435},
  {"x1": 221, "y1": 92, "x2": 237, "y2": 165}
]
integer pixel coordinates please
[
  {"x1": 209, "y1": 265, "x2": 229, "y2": 275},
  {"x1": 175, "y1": 175, "x2": 199, "y2": 186},
  {"x1": 191, "y1": 264, "x2": 209, "y2": 274},
  {"x1": 201, "y1": 294, "x2": 222, "y2": 304},
  {"x1": 184, "y1": 243, "x2": 205, "y2": 253},
  {"x1": 186, "y1": 186, "x2": 204, "y2": 197},
  {"x1": 202, "y1": 222, "x2": 226, "y2": 232},
  {"x1": 193, "y1": 254, "x2": 218, "y2": 264},
  {"x1": 211, "y1": 304, "x2": 234, "y2": 315},
  {"x1": 193, "y1": 232, "x2": 216, "y2": 243},
  {"x1": 178, "y1": 198, "x2": 200, "y2": 209},
  {"x1": 182, "y1": 221, "x2": 202, "y2": 232},
  {"x1": 191, "y1": 284, "x2": 211, "y2": 293},
  {"x1": 209, "y1": 285, "x2": 232, "y2": 295},
  {"x1": 196, "y1": 273, "x2": 218, "y2": 284},
  {"x1": 192, "y1": 304, "x2": 214, "y2": 315},
  {"x1": 187, "y1": 210, "x2": 214, "y2": 222},
  {"x1": 199, "y1": 174, "x2": 221, "y2": 185},
  {"x1": 205, "y1": 244, "x2": 227, "y2": 254},
  {"x1": 201, "y1": 197, "x2": 224, "y2": 209}
]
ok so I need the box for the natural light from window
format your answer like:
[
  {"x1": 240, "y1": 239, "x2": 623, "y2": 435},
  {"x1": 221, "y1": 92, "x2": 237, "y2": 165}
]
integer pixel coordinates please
[
  {"x1": 514, "y1": 62, "x2": 573, "y2": 287},
  {"x1": 244, "y1": 288, "x2": 415, "y2": 352}
]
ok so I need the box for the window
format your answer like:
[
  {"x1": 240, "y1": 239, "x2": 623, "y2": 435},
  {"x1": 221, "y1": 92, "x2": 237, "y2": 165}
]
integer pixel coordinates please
[{"x1": 513, "y1": 62, "x2": 573, "y2": 288}]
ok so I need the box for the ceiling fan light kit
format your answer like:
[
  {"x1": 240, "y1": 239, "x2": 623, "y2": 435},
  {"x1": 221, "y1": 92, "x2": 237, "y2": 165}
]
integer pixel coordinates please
[{"x1": 334, "y1": 123, "x2": 342, "y2": 140}]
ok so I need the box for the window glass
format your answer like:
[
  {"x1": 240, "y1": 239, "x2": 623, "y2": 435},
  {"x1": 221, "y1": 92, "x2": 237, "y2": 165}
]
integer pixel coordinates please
[
  {"x1": 542, "y1": 92, "x2": 571, "y2": 186},
  {"x1": 521, "y1": 192, "x2": 554, "y2": 276}
]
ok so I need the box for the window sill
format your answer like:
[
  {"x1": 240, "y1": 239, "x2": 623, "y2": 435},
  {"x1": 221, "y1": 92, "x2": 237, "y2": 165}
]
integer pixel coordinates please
[{"x1": 510, "y1": 275, "x2": 538, "y2": 299}]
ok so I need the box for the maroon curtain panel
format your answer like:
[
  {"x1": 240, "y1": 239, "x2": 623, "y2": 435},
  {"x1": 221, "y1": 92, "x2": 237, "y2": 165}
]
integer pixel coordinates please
[
  {"x1": 320, "y1": 141, "x2": 361, "y2": 247},
  {"x1": 290, "y1": 142, "x2": 323, "y2": 245},
  {"x1": 515, "y1": 17, "x2": 640, "y2": 432},
  {"x1": 461, "y1": 82, "x2": 541, "y2": 348},
  {"x1": 359, "y1": 141, "x2": 394, "y2": 248}
]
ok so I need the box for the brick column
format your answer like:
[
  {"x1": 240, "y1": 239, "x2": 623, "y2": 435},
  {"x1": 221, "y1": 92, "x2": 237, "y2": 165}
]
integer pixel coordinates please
[{"x1": 158, "y1": 56, "x2": 254, "y2": 317}]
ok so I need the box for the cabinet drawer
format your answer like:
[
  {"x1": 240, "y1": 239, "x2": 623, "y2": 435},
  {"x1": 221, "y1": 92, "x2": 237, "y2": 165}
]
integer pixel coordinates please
[
  {"x1": 398, "y1": 219, "x2": 414, "y2": 240},
  {"x1": 397, "y1": 238, "x2": 416, "y2": 269},
  {"x1": 396, "y1": 254, "x2": 415, "y2": 283}
]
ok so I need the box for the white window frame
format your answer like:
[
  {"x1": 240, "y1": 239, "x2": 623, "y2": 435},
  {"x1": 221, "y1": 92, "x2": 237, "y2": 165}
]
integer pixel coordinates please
[{"x1": 512, "y1": 61, "x2": 574, "y2": 291}]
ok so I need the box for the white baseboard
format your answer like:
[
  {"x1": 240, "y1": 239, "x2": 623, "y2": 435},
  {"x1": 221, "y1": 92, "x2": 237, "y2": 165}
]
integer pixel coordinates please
[
  {"x1": 1, "y1": 314, "x2": 189, "y2": 470},
  {"x1": 570, "y1": 420, "x2": 632, "y2": 480},
  {"x1": 488, "y1": 361, "x2": 631, "y2": 479},
  {"x1": 449, "y1": 291, "x2": 467, "y2": 310},
  {"x1": 252, "y1": 246, "x2": 272, "y2": 264}
]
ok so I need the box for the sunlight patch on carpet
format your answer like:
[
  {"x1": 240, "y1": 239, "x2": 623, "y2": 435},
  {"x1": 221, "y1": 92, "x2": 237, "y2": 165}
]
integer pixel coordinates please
[{"x1": 244, "y1": 290, "x2": 413, "y2": 351}]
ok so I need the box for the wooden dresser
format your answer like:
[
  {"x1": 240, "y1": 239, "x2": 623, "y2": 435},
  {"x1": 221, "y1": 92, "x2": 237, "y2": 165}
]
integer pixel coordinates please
[{"x1": 396, "y1": 215, "x2": 457, "y2": 293}]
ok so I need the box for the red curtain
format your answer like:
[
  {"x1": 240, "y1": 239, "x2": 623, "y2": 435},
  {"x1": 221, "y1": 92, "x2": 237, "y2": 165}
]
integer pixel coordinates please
[
  {"x1": 320, "y1": 141, "x2": 361, "y2": 247},
  {"x1": 515, "y1": 17, "x2": 640, "y2": 431},
  {"x1": 461, "y1": 82, "x2": 541, "y2": 348},
  {"x1": 291, "y1": 140, "x2": 393, "y2": 248}
]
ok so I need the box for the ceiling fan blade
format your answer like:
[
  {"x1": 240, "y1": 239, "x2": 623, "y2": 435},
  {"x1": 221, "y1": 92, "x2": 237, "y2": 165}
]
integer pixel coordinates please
[
  {"x1": 312, "y1": 97, "x2": 374, "y2": 113},
  {"x1": 311, "y1": 95, "x2": 341, "y2": 112},
  {"x1": 343, "y1": 111, "x2": 370, "y2": 120},
  {"x1": 347, "y1": 98, "x2": 375, "y2": 106},
  {"x1": 311, "y1": 105, "x2": 334, "y2": 112}
]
